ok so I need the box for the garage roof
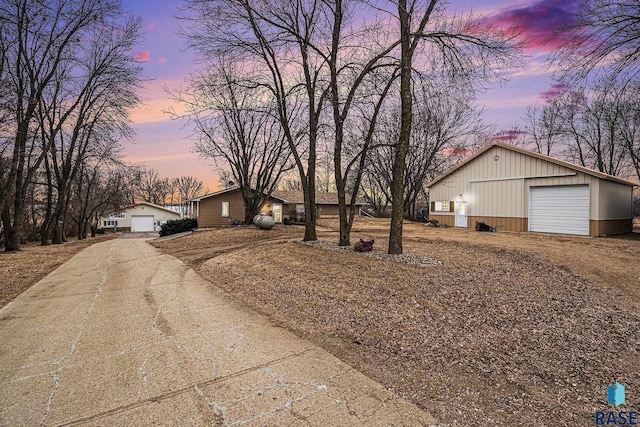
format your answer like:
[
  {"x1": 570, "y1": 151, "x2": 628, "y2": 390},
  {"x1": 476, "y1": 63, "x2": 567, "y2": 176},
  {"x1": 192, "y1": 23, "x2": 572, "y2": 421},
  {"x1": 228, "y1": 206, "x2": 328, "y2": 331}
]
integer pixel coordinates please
[
  {"x1": 104, "y1": 201, "x2": 181, "y2": 216},
  {"x1": 426, "y1": 142, "x2": 638, "y2": 188}
]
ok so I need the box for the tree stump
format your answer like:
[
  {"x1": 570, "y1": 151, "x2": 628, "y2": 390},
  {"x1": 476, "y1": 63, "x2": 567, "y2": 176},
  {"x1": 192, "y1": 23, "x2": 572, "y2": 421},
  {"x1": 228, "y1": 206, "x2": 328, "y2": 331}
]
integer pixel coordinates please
[{"x1": 354, "y1": 237, "x2": 374, "y2": 252}]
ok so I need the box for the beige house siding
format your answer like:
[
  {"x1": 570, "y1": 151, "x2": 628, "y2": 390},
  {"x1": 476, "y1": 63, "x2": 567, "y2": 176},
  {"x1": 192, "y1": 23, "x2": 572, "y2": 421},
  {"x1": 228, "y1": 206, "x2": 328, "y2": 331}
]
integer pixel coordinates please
[
  {"x1": 99, "y1": 203, "x2": 181, "y2": 230},
  {"x1": 598, "y1": 179, "x2": 634, "y2": 220},
  {"x1": 427, "y1": 144, "x2": 636, "y2": 236}
]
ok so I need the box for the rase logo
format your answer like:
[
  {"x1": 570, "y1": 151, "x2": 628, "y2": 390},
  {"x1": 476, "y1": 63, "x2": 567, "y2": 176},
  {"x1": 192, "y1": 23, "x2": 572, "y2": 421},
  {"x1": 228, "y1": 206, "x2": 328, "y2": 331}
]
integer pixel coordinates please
[{"x1": 595, "y1": 382, "x2": 638, "y2": 426}]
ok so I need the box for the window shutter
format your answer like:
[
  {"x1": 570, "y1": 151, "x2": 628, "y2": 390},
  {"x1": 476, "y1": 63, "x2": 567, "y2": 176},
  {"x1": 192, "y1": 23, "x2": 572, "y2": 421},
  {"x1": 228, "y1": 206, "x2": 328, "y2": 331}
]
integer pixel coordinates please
[
  {"x1": 430, "y1": 201, "x2": 435, "y2": 212},
  {"x1": 449, "y1": 201, "x2": 455, "y2": 212}
]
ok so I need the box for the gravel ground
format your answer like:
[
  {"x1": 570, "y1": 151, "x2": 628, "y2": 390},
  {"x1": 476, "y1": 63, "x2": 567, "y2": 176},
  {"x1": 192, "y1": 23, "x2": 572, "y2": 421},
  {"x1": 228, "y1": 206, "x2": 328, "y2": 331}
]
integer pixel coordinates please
[{"x1": 154, "y1": 223, "x2": 640, "y2": 426}]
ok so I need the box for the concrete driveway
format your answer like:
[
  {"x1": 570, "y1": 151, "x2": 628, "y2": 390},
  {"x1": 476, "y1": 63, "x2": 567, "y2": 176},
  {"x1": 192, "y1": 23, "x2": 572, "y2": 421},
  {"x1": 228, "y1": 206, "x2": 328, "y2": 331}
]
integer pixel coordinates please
[{"x1": 0, "y1": 238, "x2": 435, "y2": 426}]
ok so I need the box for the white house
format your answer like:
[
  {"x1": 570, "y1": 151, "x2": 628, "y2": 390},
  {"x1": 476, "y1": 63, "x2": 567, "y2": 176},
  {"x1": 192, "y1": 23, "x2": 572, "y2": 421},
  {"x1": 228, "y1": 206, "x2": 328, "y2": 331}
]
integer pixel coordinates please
[{"x1": 99, "y1": 202, "x2": 182, "y2": 232}]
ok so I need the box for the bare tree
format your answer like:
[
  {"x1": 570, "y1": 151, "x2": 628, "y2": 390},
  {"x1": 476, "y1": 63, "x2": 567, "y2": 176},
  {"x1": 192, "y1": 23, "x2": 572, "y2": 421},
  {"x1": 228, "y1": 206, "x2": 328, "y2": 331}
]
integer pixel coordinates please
[
  {"x1": 68, "y1": 157, "x2": 137, "y2": 240},
  {"x1": 364, "y1": 74, "x2": 485, "y2": 220},
  {"x1": 556, "y1": 80, "x2": 631, "y2": 177},
  {"x1": 180, "y1": 0, "x2": 332, "y2": 241},
  {"x1": 552, "y1": 0, "x2": 640, "y2": 87},
  {"x1": 38, "y1": 15, "x2": 143, "y2": 244},
  {"x1": 522, "y1": 103, "x2": 564, "y2": 156},
  {"x1": 173, "y1": 61, "x2": 293, "y2": 224},
  {"x1": 137, "y1": 169, "x2": 171, "y2": 206},
  {"x1": 0, "y1": 0, "x2": 141, "y2": 251},
  {"x1": 387, "y1": 1, "x2": 520, "y2": 254},
  {"x1": 175, "y1": 176, "x2": 204, "y2": 215}
]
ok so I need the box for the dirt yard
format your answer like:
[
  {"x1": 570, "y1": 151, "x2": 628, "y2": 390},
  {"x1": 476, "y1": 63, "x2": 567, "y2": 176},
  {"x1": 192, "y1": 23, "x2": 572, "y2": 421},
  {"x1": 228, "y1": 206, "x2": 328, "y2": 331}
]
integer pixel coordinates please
[
  {"x1": 0, "y1": 234, "x2": 117, "y2": 307},
  {"x1": 2, "y1": 222, "x2": 638, "y2": 425},
  {"x1": 152, "y1": 219, "x2": 640, "y2": 426}
]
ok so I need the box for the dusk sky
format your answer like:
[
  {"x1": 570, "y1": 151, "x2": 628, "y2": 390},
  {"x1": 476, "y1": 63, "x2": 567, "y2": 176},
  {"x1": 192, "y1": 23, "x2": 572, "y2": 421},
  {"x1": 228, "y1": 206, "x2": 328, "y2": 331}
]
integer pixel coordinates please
[{"x1": 123, "y1": 0, "x2": 579, "y2": 192}]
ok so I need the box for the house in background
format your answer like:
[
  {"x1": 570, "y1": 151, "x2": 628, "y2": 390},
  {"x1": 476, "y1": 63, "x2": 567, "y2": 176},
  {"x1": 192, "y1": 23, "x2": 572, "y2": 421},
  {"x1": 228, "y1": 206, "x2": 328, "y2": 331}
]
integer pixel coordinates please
[
  {"x1": 190, "y1": 188, "x2": 287, "y2": 227},
  {"x1": 99, "y1": 202, "x2": 182, "y2": 232},
  {"x1": 271, "y1": 190, "x2": 364, "y2": 219},
  {"x1": 190, "y1": 187, "x2": 365, "y2": 228},
  {"x1": 426, "y1": 142, "x2": 636, "y2": 236}
]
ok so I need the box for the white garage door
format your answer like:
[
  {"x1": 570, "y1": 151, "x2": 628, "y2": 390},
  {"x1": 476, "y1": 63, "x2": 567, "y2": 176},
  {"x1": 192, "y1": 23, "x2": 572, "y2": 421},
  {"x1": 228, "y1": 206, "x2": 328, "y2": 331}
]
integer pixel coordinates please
[
  {"x1": 131, "y1": 215, "x2": 155, "y2": 232},
  {"x1": 529, "y1": 185, "x2": 590, "y2": 235}
]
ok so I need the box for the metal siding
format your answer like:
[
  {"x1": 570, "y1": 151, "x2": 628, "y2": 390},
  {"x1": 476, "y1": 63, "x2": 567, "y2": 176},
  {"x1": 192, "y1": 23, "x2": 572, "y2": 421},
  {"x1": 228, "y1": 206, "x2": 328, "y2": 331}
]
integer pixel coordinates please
[
  {"x1": 598, "y1": 180, "x2": 633, "y2": 220},
  {"x1": 529, "y1": 185, "x2": 590, "y2": 235}
]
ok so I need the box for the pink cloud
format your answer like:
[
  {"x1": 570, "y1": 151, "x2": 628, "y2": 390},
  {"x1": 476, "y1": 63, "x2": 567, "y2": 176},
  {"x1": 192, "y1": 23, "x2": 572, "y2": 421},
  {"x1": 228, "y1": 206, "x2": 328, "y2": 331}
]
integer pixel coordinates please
[
  {"x1": 148, "y1": 21, "x2": 157, "y2": 30},
  {"x1": 135, "y1": 51, "x2": 150, "y2": 62},
  {"x1": 540, "y1": 83, "x2": 568, "y2": 100},
  {"x1": 492, "y1": 130, "x2": 527, "y2": 142},
  {"x1": 484, "y1": 0, "x2": 581, "y2": 52},
  {"x1": 157, "y1": 57, "x2": 168, "y2": 64},
  {"x1": 442, "y1": 147, "x2": 473, "y2": 158}
]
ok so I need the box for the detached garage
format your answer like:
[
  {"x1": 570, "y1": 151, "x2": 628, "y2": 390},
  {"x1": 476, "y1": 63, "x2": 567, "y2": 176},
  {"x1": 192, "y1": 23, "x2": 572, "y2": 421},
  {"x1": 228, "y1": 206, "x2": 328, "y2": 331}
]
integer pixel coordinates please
[
  {"x1": 426, "y1": 142, "x2": 636, "y2": 236},
  {"x1": 99, "y1": 202, "x2": 182, "y2": 232}
]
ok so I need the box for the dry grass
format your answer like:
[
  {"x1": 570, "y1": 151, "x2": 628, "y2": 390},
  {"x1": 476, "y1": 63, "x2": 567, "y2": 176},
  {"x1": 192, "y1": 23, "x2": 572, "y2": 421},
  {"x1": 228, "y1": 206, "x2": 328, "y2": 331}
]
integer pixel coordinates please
[
  {"x1": 3, "y1": 221, "x2": 638, "y2": 425},
  {"x1": 0, "y1": 234, "x2": 117, "y2": 308},
  {"x1": 153, "y1": 219, "x2": 640, "y2": 426}
]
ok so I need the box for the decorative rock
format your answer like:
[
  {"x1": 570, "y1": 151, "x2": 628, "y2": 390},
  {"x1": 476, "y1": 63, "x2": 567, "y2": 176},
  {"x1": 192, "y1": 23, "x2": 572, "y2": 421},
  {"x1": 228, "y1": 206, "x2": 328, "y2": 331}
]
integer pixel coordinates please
[{"x1": 354, "y1": 237, "x2": 374, "y2": 252}]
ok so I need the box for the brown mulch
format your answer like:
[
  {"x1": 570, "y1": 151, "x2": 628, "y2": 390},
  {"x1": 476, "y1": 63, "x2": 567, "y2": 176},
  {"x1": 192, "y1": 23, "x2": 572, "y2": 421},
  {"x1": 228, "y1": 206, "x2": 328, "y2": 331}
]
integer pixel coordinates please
[
  {"x1": 153, "y1": 220, "x2": 640, "y2": 426},
  {"x1": 0, "y1": 234, "x2": 117, "y2": 308}
]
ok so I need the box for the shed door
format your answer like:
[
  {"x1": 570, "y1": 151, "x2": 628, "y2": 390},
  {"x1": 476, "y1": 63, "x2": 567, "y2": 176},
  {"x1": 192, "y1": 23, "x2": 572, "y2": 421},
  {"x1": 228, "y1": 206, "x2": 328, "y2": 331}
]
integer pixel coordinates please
[
  {"x1": 454, "y1": 202, "x2": 467, "y2": 228},
  {"x1": 131, "y1": 215, "x2": 155, "y2": 232},
  {"x1": 529, "y1": 185, "x2": 589, "y2": 235}
]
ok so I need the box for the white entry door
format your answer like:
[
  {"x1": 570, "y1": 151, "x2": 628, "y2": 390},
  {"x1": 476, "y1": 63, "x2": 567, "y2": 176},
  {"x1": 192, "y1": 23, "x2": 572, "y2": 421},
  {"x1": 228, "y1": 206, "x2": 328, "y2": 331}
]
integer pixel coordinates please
[
  {"x1": 272, "y1": 203, "x2": 283, "y2": 223},
  {"x1": 131, "y1": 215, "x2": 155, "y2": 232},
  {"x1": 454, "y1": 202, "x2": 467, "y2": 228}
]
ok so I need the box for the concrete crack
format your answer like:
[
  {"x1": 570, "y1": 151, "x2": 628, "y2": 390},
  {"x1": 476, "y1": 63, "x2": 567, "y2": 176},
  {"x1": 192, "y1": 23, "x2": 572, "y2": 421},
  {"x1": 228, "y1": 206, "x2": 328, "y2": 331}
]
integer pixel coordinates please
[{"x1": 38, "y1": 242, "x2": 112, "y2": 425}]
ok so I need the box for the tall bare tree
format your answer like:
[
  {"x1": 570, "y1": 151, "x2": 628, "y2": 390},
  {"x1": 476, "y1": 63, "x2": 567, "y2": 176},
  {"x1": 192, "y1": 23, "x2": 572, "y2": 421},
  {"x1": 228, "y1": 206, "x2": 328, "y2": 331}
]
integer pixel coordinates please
[
  {"x1": 173, "y1": 61, "x2": 293, "y2": 224},
  {"x1": 387, "y1": 1, "x2": 519, "y2": 254},
  {"x1": 180, "y1": 0, "x2": 332, "y2": 241},
  {"x1": 365, "y1": 73, "x2": 485, "y2": 220},
  {"x1": 522, "y1": 102, "x2": 564, "y2": 156},
  {"x1": 0, "y1": 0, "x2": 141, "y2": 251},
  {"x1": 38, "y1": 15, "x2": 143, "y2": 244}
]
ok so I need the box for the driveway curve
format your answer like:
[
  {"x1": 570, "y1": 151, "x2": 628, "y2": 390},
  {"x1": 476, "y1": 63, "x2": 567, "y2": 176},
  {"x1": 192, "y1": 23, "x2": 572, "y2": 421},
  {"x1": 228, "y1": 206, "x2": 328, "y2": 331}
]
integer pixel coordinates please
[{"x1": 0, "y1": 237, "x2": 434, "y2": 426}]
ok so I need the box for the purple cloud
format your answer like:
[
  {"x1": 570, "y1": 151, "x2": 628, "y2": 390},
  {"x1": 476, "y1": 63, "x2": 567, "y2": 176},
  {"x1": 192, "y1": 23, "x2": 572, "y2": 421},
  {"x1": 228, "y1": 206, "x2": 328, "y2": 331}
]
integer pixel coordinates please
[
  {"x1": 493, "y1": 129, "x2": 527, "y2": 142},
  {"x1": 487, "y1": 0, "x2": 581, "y2": 51},
  {"x1": 540, "y1": 83, "x2": 568, "y2": 100}
]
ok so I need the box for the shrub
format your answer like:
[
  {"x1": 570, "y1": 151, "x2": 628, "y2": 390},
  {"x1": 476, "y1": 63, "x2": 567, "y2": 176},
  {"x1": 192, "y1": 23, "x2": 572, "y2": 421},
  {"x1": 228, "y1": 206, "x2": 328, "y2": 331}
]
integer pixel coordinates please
[
  {"x1": 96, "y1": 228, "x2": 106, "y2": 235},
  {"x1": 160, "y1": 218, "x2": 198, "y2": 237}
]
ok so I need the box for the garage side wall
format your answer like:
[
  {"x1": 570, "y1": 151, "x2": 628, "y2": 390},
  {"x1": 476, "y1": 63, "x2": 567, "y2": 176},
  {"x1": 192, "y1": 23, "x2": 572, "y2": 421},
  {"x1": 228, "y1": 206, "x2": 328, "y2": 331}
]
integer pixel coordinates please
[{"x1": 594, "y1": 180, "x2": 633, "y2": 235}]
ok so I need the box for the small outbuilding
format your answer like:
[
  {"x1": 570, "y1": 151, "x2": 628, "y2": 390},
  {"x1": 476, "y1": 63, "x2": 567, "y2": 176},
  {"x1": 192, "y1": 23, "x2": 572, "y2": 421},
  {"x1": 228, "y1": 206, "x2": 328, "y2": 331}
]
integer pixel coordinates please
[
  {"x1": 99, "y1": 202, "x2": 182, "y2": 232},
  {"x1": 426, "y1": 142, "x2": 637, "y2": 236}
]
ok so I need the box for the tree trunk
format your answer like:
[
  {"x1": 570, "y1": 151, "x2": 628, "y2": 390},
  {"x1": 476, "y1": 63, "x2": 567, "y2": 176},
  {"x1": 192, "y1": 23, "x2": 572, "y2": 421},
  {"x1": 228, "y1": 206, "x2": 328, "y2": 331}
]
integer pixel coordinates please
[{"x1": 388, "y1": 0, "x2": 412, "y2": 255}]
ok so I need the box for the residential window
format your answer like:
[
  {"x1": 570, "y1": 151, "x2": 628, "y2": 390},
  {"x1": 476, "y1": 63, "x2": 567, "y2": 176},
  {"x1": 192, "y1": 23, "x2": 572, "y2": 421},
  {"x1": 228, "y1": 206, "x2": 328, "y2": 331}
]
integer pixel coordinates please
[
  {"x1": 221, "y1": 201, "x2": 230, "y2": 217},
  {"x1": 434, "y1": 201, "x2": 450, "y2": 212},
  {"x1": 431, "y1": 201, "x2": 454, "y2": 212},
  {"x1": 103, "y1": 220, "x2": 118, "y2": 227}
]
